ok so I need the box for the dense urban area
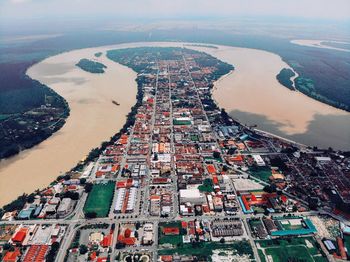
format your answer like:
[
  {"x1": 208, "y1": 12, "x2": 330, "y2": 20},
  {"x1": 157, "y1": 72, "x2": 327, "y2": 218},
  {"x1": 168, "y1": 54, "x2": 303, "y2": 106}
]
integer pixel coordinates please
[{"x1": 1, "y1": 47, "x2": 350, "y2": 262}]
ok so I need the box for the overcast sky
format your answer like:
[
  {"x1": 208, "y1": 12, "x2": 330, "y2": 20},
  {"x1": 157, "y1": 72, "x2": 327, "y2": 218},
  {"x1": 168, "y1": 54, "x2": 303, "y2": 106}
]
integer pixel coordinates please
[{"x1": 1, "y1": 0, "x2": 350, "y2": 21}]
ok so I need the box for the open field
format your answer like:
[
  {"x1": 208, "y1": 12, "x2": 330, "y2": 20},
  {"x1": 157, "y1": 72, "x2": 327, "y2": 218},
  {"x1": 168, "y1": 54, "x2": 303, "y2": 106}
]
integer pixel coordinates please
[
  {"x1": 83, "y1": 182, "x2": 115, "y2": 217},
  {"x1": 248, "y1": 167, "x2": 272, "y2": 182},
  {"x1": 256, "y1": 237, "x2": 327, "y2": 262},
  {"x1": 158, "y1": 241, "x2": 254, "y2": 260}
]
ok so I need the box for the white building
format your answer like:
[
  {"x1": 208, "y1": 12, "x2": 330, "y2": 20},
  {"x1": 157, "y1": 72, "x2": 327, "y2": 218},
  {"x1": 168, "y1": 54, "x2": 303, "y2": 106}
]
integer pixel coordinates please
[
  {"x1": 179, "y1": 189, "x2": 206, "y2": 205},
  {"x1": 252, "y1": 155, "x2": 266, "y2": 166},
  {"x1": 57, "y1": 198, "x2": 73, "y2": 217}
]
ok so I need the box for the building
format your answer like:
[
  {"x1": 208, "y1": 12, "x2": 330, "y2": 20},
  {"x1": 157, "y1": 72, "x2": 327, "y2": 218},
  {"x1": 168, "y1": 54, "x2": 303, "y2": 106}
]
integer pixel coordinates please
[
  {"x1": 211, "y1": 219, "x2": 244, "y2": 237},
  {"x1": 57, "y1": 198, "x2": 74, "y2": 217},
  {"x1": 179, "y1": 189, "x2": 206, "y2": 205},
  {"x1": 252, "y1": 155, "x2": 265, "y2": 166},
  {"x1": 212, "y1": 196, "x2": 223, "y2": 212}
]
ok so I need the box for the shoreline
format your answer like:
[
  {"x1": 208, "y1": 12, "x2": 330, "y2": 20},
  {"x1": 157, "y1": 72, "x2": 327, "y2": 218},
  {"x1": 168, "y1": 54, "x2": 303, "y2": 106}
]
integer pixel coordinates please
[
  {"x1": 1, "y1": 41, "x2": 349, "y2": 206},
  {"x1": 291, "y1": 39, "x2": 350, "y2": 53}
]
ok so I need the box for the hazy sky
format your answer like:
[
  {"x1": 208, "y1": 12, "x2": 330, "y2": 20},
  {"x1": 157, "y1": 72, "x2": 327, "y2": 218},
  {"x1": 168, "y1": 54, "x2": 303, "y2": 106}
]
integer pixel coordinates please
[{"x1": 1, "y1": 0, "x2": 350, "y2": 21}]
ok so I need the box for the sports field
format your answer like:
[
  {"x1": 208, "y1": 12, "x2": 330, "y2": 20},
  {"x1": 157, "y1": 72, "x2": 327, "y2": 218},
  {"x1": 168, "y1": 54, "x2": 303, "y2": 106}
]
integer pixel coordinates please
[
  {"x1": 256, "y1": 237, "x2": 327, "y2": 262},
  {"x1": 83, "y1": 181, "x2": 115, "y2": 217},
  {"x1": 158, "y1": 221, "x2": 183, "y2": 246},
  {"x1": 249, "y1": 166, "x2": 272, "y2": 182}
]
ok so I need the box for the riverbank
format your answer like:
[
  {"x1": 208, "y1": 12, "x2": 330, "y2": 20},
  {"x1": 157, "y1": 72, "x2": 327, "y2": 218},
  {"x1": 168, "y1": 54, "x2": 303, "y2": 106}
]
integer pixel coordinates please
[{"x1": 291, "y1": 39, "x2": 350, "y2": 53}]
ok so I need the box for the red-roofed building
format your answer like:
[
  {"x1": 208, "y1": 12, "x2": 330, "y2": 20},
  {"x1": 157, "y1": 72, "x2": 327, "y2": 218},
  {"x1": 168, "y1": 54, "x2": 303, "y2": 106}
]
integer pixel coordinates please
[
  {"x1": 100, "y1": 234, "x2": 113, "y2": 248},
  {"x1": 160, "y1": 255, "x2": 173, "y2": 262},
  {"x1": 124, "y1": 228, "x2": 132, "y2": 238},
  {"x1": 124, "y1": 238, "x2": 136, "y2": 245},
  {"x1": 162, "y1": 227, "x2": 180, "y2": 235},
  {"x1": 207, "y1": 165, "x2": 216, "y2": 174},
  {"x1": 12, "y1": 229, "x2": 27, "y2": 243},
  {"x1": 3, "y1": 249, "x2": 21, "y2": 262},
  {"x1": 90, "y1": 252, "x2": 97, "y2": 261},
  {"x1": 116, "y1": 181, "x2": 127, "y2": 188},
  {"x1": 152, "y1": 177, "x2": 169, "y2": 184},
  {"x1": 337, "y1": 237, "x2": 347, "y2": 260},
  {"x1": 118, "y1": 235, "x2": 136, "y2": 246},
  {"x1": 22, "y1": 245, "x2": 48, "y2": 262},
  {"x1": 280, "y1": 195, "x2": 288, "y2": 203}
]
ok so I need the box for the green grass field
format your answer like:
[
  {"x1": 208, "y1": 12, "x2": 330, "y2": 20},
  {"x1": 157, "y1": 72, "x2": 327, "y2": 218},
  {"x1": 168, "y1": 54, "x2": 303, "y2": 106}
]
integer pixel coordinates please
[
  {"x1": 257, "y1": 237, "x2": 327, "y2": 262},
  {"x1": 83, "y1": 181, "x2": 115, "y2": 217},
  {"x1": 158, "y1": 241, "x2": 254, "y2": 260},
  {"x1": 249, "y1": 166, "x2": 272, "y2": 182},
  {"x1": 264, "y1": 245, "x2": 313, "y2": 261}
]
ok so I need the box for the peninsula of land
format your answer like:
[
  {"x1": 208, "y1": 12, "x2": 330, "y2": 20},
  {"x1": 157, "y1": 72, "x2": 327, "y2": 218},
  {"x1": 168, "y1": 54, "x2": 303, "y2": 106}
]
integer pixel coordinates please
[{"x1": 1, "y1": 42, "x2": 349, "y2": 207}]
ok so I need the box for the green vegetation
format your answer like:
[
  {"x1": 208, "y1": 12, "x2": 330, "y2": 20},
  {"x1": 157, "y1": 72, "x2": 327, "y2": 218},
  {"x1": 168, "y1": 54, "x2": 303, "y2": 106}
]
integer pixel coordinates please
[
  {"x1": 159, "y1": 235, "x2": 183, "y2": 246},
  {"x1": 173, "y1": 119, "x2": 192, "y2": 125},
  {"x1": 198, "y1": 178, "x2": 214, "y2": 192},
  {"x1": 0, "y1": 114, "x2": 10, "y2": 120},
  {"x1": 295, "y1": 77, "x2": 349, "y2": 111},
  {"x1": 46, "y1": 242, "x2": 60, "y2": 262},
  {"x1": 158, "y1": 241, "x2": 254, "y2": 261},
  {"x1": 83, "y1": 182, "x2": 115, "y2": 217},
  {"x1": 0, "y1": 75, "x2": 69, "y2": 160},
  {"x1": 256, "y1": 237, "x2": 327, "y2": 262},
  {"x1": 94, "y1": 52, "x2": 103, "y2": 57},
  {"x1": 76, "y1": 58, "x2": 107, "y2": 73},
  {"x1": 276, "y1": 68, "x2": 295, "y2": 90},
  {"x1": 249, "y1": 166, "x2": 272, "y2": 182}
]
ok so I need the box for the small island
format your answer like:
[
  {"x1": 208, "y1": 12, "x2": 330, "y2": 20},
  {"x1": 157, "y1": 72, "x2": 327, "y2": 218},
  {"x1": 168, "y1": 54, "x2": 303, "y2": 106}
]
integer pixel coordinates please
[
  {"x1": 76, "y1": 58, "x2": 107, "y2": 73},
  {"x1": 276, "y1": 68, "x2": 295, "y2": 90}
]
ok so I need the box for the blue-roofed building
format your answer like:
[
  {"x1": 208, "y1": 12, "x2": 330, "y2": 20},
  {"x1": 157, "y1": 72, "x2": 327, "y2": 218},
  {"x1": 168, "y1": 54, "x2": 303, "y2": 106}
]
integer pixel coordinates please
[{"x1": 17, "y1": 206, "x2": 35, "y2": 220}]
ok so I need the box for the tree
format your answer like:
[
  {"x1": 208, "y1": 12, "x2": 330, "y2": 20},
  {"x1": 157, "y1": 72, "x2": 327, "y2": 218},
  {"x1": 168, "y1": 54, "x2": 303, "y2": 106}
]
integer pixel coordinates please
[
  {"x1": 213, "y1": 151, "x2": 221, "y2": 159},
  {"x1": 27, "y1": 194, "x2": 35, "y2": 203},
  {"x1": 263, "y1": 184, "x2": 277, "y2": 193},
  {"x1": 85, "y1": 212, "x2": 97, "y2": 219},
  {"x1": 153, "y1": 153, "x2": 158, "y2": 161},
  {"x1": 220, "y1": 238, "x2": 225, "y2": 244},
  {"x1": 79, "y1": 244, "x2": 88, "y2": 255},
  {"x1": 80, "y1": 178, "x2": 86, "y2": 184},
  {"x1": 84, "y1": 183, "x2": 93, "y2": 193},
  {"x1": 3, "y1": 243, "x2": 12, "y2": 251},
  {"x1": 227, "y1": 148, "x2": 236, "y2": 155},
  {"x1": 264, "y1": 209, "x2": 270, "y2": 216},
  {"x1": 46, "y1": 242, "x2": 60, "y2": 262}
]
